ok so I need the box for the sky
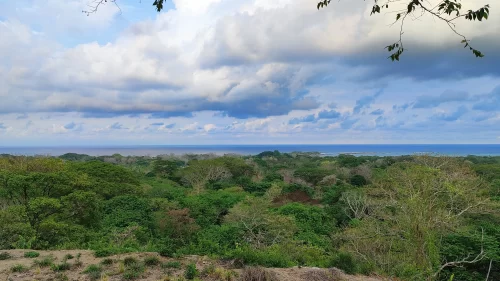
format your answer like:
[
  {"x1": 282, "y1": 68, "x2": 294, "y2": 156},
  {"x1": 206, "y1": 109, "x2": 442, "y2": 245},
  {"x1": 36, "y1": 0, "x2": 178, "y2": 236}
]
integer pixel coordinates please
[{"x1": 0, "y1": 0, "x2": 499, "y2": 145}]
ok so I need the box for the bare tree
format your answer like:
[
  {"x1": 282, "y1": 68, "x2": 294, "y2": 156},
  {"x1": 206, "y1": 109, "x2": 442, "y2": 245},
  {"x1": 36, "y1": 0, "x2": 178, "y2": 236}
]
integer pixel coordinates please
[
  {"x1": 336, "y1": 159, "x2": 491, "y2": 280},
  {"x1": 181, "y1": 161, "x2": 232, "y2": 193}
]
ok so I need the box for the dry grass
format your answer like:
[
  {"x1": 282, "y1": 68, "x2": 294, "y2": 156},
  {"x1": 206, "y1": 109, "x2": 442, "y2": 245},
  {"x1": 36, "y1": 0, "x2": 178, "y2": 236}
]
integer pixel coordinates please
[
  {"x1": 298, "y1": 268, "x2": 339, "y2": 281},
  {"x1": 240, "y1": 266, "x2": 278, "y2": 281}
]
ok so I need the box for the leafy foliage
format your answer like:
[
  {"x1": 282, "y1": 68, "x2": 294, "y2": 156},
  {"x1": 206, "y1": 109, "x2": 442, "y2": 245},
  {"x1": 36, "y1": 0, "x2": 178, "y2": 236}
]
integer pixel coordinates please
[{"x1": 1, "y1": 153, "x2": 499, "y2": 280}]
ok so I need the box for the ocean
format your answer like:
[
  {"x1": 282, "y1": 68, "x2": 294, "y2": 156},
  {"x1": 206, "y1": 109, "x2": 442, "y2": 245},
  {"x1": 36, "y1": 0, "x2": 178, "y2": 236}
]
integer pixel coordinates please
[{"x1": 1, "y1": 144, "x2": 500, "y2": 157}]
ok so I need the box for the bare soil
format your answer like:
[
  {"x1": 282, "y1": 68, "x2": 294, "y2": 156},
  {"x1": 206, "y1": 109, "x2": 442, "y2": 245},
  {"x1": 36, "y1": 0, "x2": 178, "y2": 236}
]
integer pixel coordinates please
[{"x1": 0, "y1": 250, "x2": 392, "y2": 281}]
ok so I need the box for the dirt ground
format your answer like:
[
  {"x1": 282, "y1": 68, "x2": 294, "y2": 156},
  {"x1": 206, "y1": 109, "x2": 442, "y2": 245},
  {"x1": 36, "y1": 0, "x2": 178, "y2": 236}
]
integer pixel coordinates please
[{"x1": 0, "y1": 250, "x2": 392, "y2": 281}]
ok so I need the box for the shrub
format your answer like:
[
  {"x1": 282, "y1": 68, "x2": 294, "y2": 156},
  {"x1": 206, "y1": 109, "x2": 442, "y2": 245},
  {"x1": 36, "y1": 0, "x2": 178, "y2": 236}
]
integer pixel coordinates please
[
  {"x1": 144, "y1": 255, "x2": 160, "y2": 266},
  {"x1": 226, "y1": 246, "x2": 295, "y2": 268},
  {"x1": 24, "y1": 251, "x2": 40, "y2": 258},
  {"x1": 201, "y1": 263, "x2": 216, "y2": 276},
  {"x1": 350, "y1": 175, "x2": 367, "y2": 187},
  {"x1": 0, "y1": 252, "x2": 12, "y2": 260},
  {"x1": 51, "y1": 262, "x2": 71, "y2": 272},
  {"x1": 94, "y1": 248, "x2": 114, "y2": 257},
  {"x1": 64, "y1": 254, "x2": 74, "y2": 260},
  {"x1": 123, "y1": 262, "x2": 145, "y2": 280},
  {"x1": 123, "y1": 256, "x2": 139, "y2": 266},
  {"x1": 211, "y1": 268, "x2": 238, "y2": 281},
  {"x1": 331, "y1": 252, "x2": 357, "y2": 275},
  {"x1": 34, "y1": 256, "x2": 55, "y2": 267},
  {"x1": 83, "y1": 264, "x2": 103, "y2": 281},
  {"x1": 11, "y1": 264, "x2": 28, "y2": 273},
  {"x1": 240, "y1": 267, "x2": 277, "y2": 281},
  {"x1": 101, "y1": 258, "x2": 114, "y2": 266},
  {"x1": 74, "y1": 253, "x2": 83, "y2": 268},
  {"x1": 184, "y1": 263, "x2": 199, "y2": 280},
  {"x1": 162, "y1": 261, "x2": 181, "y2": 269},
  {"x1": 55, "y1": 273, "x2": 69, "y2": 281}
]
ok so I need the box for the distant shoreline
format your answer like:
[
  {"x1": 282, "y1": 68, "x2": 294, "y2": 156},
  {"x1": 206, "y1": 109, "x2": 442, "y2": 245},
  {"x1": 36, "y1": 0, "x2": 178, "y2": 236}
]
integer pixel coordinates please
[{"x1": 1, "y1": 144, "x2": 500, "y2": 157}]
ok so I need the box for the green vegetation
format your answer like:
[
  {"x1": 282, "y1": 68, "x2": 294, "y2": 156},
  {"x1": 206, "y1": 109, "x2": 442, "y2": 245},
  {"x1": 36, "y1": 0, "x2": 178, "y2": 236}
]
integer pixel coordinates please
[
  {"x1": 24, "y1": 251, "x2": 40, "y2": 258},
  {"x1": 0, "y1": 252, "x2": 12, "y2": 260},
  {"x1": 11, "y1": 264, "x2": 28, "y2": 272},
  {"x1": 0, "y1": 152, "x2": 499, "y2": 280},
  {"x1": 83, "y1": 264, "x2": 103, "y2": 281},
  {"x1": 162, "y1": 261, "x2": 182, "y2": 269},
  {"x1": 52, "y1": 262, "x2": 71, "y2": 271},
  {"x1": 144, "y1": 255, "x2": 160, "y2": 266},
  {"x1": 100, "y1": 258, "x2": 114, "y2": 266},
  {"x1": 184, "y1": 263, "x2": 199, "y2": 280},
  {"x1": 34, "y1": 256, "x2": 55, "y2": 267}
]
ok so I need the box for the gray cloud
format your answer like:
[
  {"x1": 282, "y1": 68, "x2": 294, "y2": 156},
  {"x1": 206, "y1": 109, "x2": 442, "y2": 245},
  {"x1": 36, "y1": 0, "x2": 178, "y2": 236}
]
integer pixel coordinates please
[
  {"x1": 431, "y1": 106, "x2": 468, "y2": 122},
  {"x1": 370, "y1": 109, "x2": 384, "y2": 115},
  {"x1": 318, "y1": 109, "x2": 341, "y2": 119},
  {"x1": 413, "y1": 90, "x2": 469, "y2": 109},
  {"x1": 340, "y1": 118, "x2": 359, "y2": 130},
  {"x1": 393, "y1": 103, "x2": 412, "y2": 113},
  {"x1": 64, "y1": 122, "x2": 77, "y2": 130},
  {"x1": 289, "y1": 114, "x2": 316, "y2": 125},
  {"x1": 353, "y1": 89, "x2": 383, "y2": 114},
  {"x1": 110, "y1": 122, "x2": 126, "y2": 130},
  {"x1": 16, "y1": 114, "x2": 29, "y2": 120},
  {"x1": 473, "y1": 86, "x2": 500, "y2": 112}
]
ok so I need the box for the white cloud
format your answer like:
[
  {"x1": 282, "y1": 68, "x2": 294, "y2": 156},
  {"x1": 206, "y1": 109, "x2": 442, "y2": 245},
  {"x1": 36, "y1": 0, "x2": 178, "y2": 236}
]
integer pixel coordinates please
[{"x1": 1, "y1": 0, "x2": 500, "y2": 144}]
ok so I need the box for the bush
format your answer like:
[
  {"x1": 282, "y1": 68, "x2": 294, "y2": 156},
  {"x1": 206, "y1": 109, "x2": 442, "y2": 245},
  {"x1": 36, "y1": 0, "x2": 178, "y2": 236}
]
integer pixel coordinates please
[
  {"x1": 350, "y1": 175, "x2": 367, "y2": 187},
  {"x1": 143, "y1": 255, "x2": 160, "y2": 266},
  {"x1": 24, "y1": 251, "x2": 40, "y2": 258},
  {"x1": 83, "y1": 264, "x2": 102, "y2": 281},
  {"x1": 227, "y1": 246, "x2": 295, "y2": 268},
  {"x1": 201, "y1": 263, "x2": 216, "y2": 276},
  {"x1": 0, "y1": 252, "x2": 12, "y2": 260},
  {"x1": 94, "y1": 248, "x2": 114, "y2": 257},
  {"x1": 184, "y1": 263, "x2": 199, "y2": 280},
  {"x1": 123, "y1": 256, "x2": 139, "y2": 266},
  {"x1": 11, "y1": 264, "x2": 28, "y2": 273},
  {"x1": 331, "y1": 252, "x2": 358, "y2": 275},
  {"x1": 51, "y1": 262, "x2": 71, "y2": 272},
  {"x1": 74, "y1": 253, "x2": 83, "y2": 268},
  {"x1": 100, "y1": 258, "x2": 114, "y2": 266},
  {"x1": 123, "y1": 262, "x2": 145, "y2": 280},
  {"x1": 34, "y1": 256, "x2": 55, "y2": 267},
  {"x1": 240, "y1": 266, "x2": 277, "y2": 281},
  {"x1": 162, "y1": 261, "x2": 181, "y2": 269},
  {"x1": 64, "y1": 254, "x2": 74, "y2": 260},
  {"x1": 55, "y1": 273, "x2": 69, "y2": 281}
]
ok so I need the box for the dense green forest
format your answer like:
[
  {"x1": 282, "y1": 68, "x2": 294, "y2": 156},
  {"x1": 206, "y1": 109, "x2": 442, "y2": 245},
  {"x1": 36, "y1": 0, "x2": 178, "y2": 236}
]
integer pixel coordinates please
[{"x1": 0, "y1": 152, "x2": 499, "y2": 281}]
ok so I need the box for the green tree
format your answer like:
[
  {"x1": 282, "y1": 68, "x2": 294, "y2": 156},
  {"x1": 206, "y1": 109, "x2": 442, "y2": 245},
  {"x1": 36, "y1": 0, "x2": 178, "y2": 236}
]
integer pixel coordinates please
[
  {"x1": 179, "y1": 159, "x2": 232, "y2": 193},
  {"x1": 0, "y1": 206, "x2": 35, "y2": 249},
  {"x1": 103, "y1": 196, "x2": 153, "y2": 229},
  {"x1": 152, "y1": 159, "x2": 183, "y2": 178},
  {"x1": 61, "y1": 191, "x2": 102, "y2": 227},
  {"x1": 224, "y1": 188, "x2": 297, "y2": 249},
  {"x1": 336, "y1": 159, "x2": 491, "y2": 280},
  {"x1": 27, "y1": 197, "x2": 62, "y2": 232}
]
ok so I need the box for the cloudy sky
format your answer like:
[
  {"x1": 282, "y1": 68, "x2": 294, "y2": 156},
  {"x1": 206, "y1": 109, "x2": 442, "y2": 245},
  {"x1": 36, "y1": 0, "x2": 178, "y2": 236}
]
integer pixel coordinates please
[{"x1": 0, "y1": 0, "x2": 499, "y2": 145}]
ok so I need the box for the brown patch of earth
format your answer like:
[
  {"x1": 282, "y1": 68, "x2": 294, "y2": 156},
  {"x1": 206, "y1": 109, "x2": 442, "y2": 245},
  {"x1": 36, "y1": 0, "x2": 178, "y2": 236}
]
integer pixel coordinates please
[
  {"x1": 273, "y1": 190, "x2": 321, "y2": 206},
  {"x1": 0, "y1": 250, "x2": 393, "y2": 281}
]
